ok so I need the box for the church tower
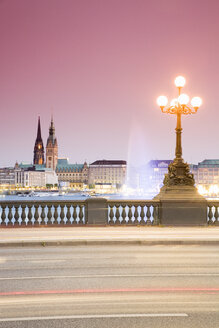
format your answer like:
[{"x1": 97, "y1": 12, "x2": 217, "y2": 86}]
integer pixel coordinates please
[
  {"x1": 33, "y1": 117, "x2": 44, "y2": 165},
  {"x1": 46, "y1": 117, "x2": 58, "y2": 170}
]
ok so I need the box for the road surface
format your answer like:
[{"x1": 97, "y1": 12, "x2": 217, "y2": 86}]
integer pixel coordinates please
[{"x1": 0, "y1": 245, "x2": 219, "y2": 327}]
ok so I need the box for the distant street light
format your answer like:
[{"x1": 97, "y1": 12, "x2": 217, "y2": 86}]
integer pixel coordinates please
[{"x1": 156, "y1": 76, "x2": 202, "y2": 186}]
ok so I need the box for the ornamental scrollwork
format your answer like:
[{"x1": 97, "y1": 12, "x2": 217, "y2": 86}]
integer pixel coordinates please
[
  {"x1": 163, "y1": 160, "x2": 195, "y2": 186},
  {"x1": 162, "y1": 105, "x2": 198, "y2": 115}
]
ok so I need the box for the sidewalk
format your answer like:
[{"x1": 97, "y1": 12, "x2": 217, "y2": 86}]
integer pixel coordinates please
[{"x1": 1, "y1": 226, "x2": 219, "y2": 247}]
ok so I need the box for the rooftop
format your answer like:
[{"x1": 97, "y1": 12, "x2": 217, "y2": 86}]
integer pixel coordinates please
[
  {"x1": 198, "y1": 159, "x2": 219, "y2": 167},
  {"x1": 56, "y1": 158, "x2": 84, "y2": 172},
  {"x1": 90, "y1": 160, "x2": 127, "y2": 166}
]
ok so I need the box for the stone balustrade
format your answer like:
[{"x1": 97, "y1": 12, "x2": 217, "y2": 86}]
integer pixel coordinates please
[
  {"x1": 0, "y1": 200, "x2": 86, "y2": 226},
  {"x1": 108, "y1": 200, "x2": 160, "y2": 225},
  {"x1": 0, "y1": 199, "x2": 160, "y2": 226},
  {"x1": 0, "y1": 198, "x2": 217, "y2": 226}
]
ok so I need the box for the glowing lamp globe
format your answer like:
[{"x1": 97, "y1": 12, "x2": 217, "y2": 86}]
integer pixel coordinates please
[
  {"x1": 157, "y1": 95, "x2": 168, "y2": 107},
  {"x1": 191, "y1": 96, "x2": 202, "y2": 109},
  {"x1": 170, "y1": 98, "x2": 178, "y2": 107},
  {"x1": 178, "y1": 93, "x2": 189, "y2": 106},
  {"x1": 175, "y1": 76, "x2": 186, "y2": 88}
]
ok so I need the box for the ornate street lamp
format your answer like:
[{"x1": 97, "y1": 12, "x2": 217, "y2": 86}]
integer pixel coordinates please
[{"x1": 157, "y1": 76, "x2": 202, "y2": 187}]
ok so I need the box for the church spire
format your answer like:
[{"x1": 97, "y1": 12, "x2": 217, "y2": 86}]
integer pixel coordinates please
[
  {"x1": 33, "y1": 116, "x2": 44, "y2": 165},
  {"x1": 49, "y1": 115, "x2": 55, "y2": 138},
  {"x1": 36, "y1": 116, "x2": 42, "y2": 141}
]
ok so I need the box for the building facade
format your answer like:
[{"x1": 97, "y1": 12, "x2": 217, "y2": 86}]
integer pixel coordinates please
[
  {"x1": 15, "y1": 165, "x2": 58, "y2": 188},
  {"x1": 0, "y1": 167, "x2": 15, "y2": 189},
  {"x1": 195, "y1": 160, "x2": 219, "y2": 185},
  {"x1": 56, "y1": 158, "x2": 88, "y2": 186},
  {"x1": 147, "y1": 160, "x2": 172, "y2": 190},
  {"x1": 145, "y1": 159, "x2": 219, "y2": 195},
  {"x1": 88, "y1": 160, "x2": 127, "y2": 187}
]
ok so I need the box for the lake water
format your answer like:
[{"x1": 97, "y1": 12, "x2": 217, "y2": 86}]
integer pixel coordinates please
[{"x1": 0, "y1": 192, "x2": 155, "y2": 201}]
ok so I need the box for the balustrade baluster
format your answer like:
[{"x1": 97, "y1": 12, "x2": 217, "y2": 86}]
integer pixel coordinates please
[
  {"x1": 128, "y1": 206, "x2": 133, "y2": 224},
  {"x1": 14, "y1": 205, "x2": 20, "y2": 225},
  {"x1": 79, "y1": 205, "x2": 84, "y2": 223},
  {"x1": 109, "y1": 206, "x2": 114, "y2": 224},
  {"x1": 41, "y1": 205, "x2": 46, "y2": 225},
  {"x1": 208, "y1": 205, "x2": 213, "y2": 224},
  {"x1": 54, "y1": 205, "x2": 59, "y2": 224},
  {"x1": 134, "y1": 206, "x2": 138, "y2": 224},
  {"x1": 47, "y1": 205, "x2": 52, "y2": 224},
  {"x1": 121, "y1": 206, "x2": 126, "y2": 224},
  {"x1": 152, "y1": 205, "x2": 159, "y2": 225},
  {"x1": 27, "y1": 205, "x2": 33, "y2": 225},
  {"x1": 140, "y1": 205, "x2": 145, "y2": 225},
  {"x1": 72, "y1": 206, "x2": 77, "y2": 223},
  {"x1": 146, "y1": 205, "x2": 152, "y2": 225},
  {"x1": 8, "y1": 205, "x2": 13, "y2": 226},
  {"x1": 60, "y1": 205, "x2": 65, "y2": 224},
  {"x1": 34, "y1": 205, "x2": 39, "y2": 225},
  {"x1": 21, "y1": 205, "x2": 26, "y2": 225},
  {"x1": 66, "y1": 205, "x2": 71, "y2": 225},
  {"x1": 214, "y1": 205, "x2": 219, "y2": 225},
  {"x1": 1, "y1": 205, "x2": 6, "y2": 226},
  {"x1": 115, "y1": 206, "x2": 120, "y2": 224}
]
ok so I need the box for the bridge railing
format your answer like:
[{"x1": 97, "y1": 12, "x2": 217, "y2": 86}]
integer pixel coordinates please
[
  {"x1": 0, "y1": 199, "x2": 160, "y2": 226},
  {"x1": 0, "y1": 200, "x2": 86, "y2": 226},
  {"x1": 108, "y1": 200, "x2": 160, "y2": 225},
  {"x1": 1, "y1": 198, "x2": 217, "y2": 226}
]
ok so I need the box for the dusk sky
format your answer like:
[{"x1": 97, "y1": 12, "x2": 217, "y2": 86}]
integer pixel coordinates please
[{"x1": 0, "y1": 0, "x2": 218, "y2": 167}]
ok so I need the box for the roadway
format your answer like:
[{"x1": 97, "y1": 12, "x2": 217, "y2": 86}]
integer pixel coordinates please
[{"x1": 0, "y1": 245, "x2": 219, "y2": 327}]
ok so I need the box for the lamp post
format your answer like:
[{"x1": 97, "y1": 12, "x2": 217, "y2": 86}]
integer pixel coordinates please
[{"x1": 157, "y1": 76, "x2": 202, "y2": 187}]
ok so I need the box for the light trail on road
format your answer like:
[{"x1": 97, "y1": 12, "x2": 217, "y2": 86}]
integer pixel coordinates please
[
  {"x1": 1, "y1": 273, "x2": 219, "y2": 280},
  {"x1": 0, "y1": 313, "x2": 189, "y2": 322},
  {"x1": 1, "y1": 287, "x2": 219, "y2": 296}
]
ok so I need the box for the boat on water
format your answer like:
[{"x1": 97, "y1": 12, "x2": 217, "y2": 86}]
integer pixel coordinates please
[{"x1": 81, "y1": 192, "x2": 91, "y2": 197}]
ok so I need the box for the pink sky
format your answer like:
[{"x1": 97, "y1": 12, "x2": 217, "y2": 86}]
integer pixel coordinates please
[{"x1": 0, "y1": 0, "x2": 218, "y2": 167}]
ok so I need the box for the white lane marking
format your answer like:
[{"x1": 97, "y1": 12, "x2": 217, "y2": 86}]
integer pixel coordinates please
[
  {"x1": 1, "y1": 299, "x2": 219, "y2": 306},
  {"x1": 0, "y1": 313, "x2": 188, "y2": 321},
  {"x1": 1, "y1": 273, "x2": 219, "y2": 280}
]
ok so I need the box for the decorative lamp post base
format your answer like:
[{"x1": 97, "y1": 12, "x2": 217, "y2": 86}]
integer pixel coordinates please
[
  {"x1": 163, "y1": 159, "x2": 195, "y2": 187},
  {"x1": 155, "y1": 184, "x2": 204, "y2": 200},
  {"x1": 154, "y1": 159, "x2": 207, "y2": 227},
  {"x1": 155, "y1": 158, "x2": 205, "y2": 200}
]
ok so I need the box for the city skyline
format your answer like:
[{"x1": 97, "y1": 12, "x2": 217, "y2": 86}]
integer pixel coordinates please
[{"x1": 0, "y1": 0, "x2": 219, "y2": 167}]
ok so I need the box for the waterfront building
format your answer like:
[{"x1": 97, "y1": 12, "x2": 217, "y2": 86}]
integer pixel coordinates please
[
  {"x1": 88, "y1": 160, "x2": 127, "y2": 187},
  {"x1": 146, "y1": 159, "x2": 219, "y2": 197},
  {"x1": 56, "y1": 158, "x2": 88, "y2": 186},
  {"x1": 24, "y1": 170, "x2": 46, "y2": 188},
  {"x1": 15, "y1": 164, "x2": 58, "y2": 188},
  {"x1": 33, "y1": 117, "x2": 44, "y2": 165},
  {"x1": 147, "y1": 160, "x2": 172, "y2": 189},
  {"x1": 146, "y1": 160, "x2": 198, "y2": 192},
  {"x1": 0, "y1": 167, "x2": 15, "y2": 189},
  {"x1": 196, "y1": 160, "x2": 219, "y2": 185},
  {"x1": 46, "y1": 117, "x2": 58, "y2": 171}
]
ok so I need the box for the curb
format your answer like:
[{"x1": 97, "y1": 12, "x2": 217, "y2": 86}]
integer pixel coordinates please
[{"x1": 1, "y1": 239, "x2": 219, "y2": 247}]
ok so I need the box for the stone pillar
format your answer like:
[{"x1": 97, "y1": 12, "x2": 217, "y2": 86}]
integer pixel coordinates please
[
  {"x1": 85, "y1": 198, "x2": 108, "y2": 225},
  {"x1": 160, "y1": 199, "x2": 207, "y2": 226},
  {"x1": 155, "y1": 186, "x2": 207, "y2": 226}
]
